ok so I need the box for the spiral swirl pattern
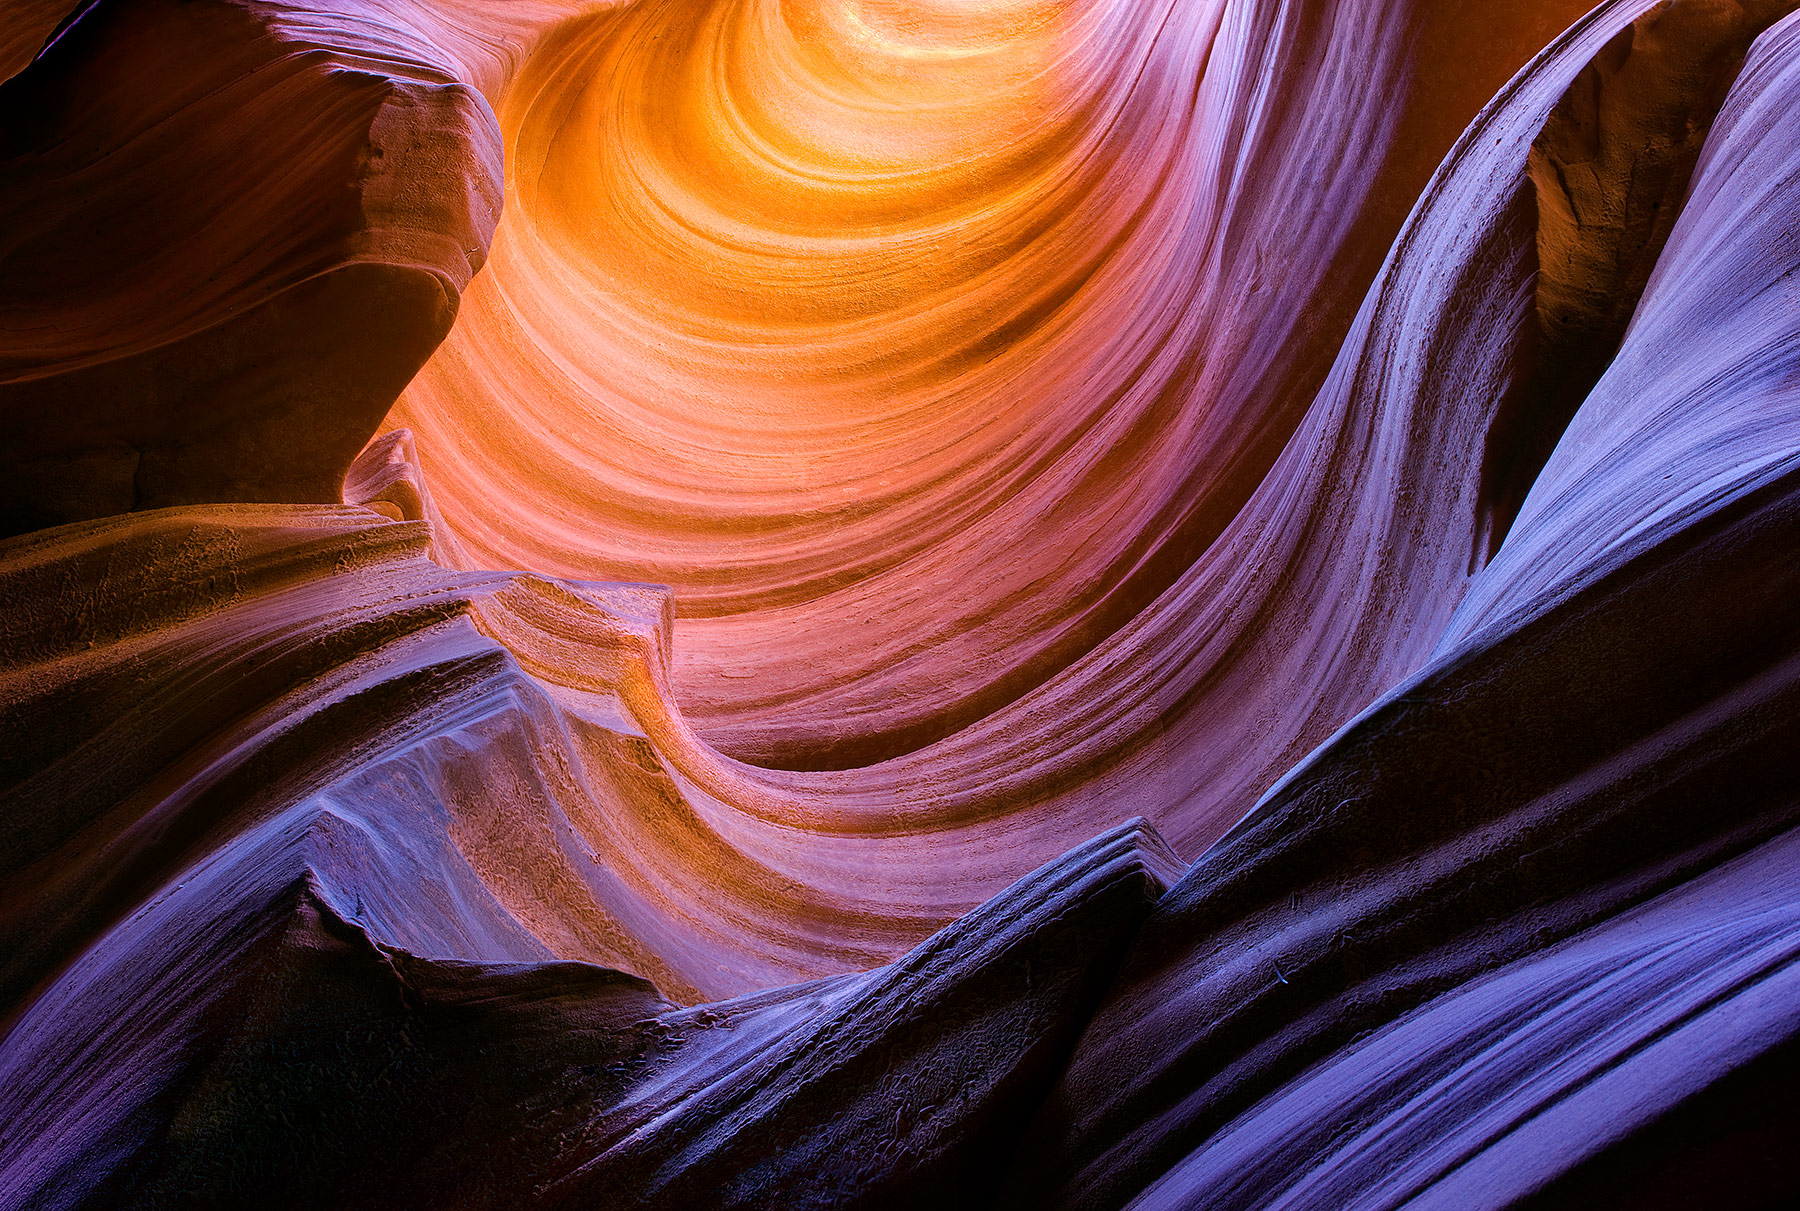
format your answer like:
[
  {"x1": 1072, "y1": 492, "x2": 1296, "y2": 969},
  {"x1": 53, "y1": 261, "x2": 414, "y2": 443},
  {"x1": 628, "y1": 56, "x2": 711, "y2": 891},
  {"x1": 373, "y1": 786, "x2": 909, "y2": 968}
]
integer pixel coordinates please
[{"x1": 393, "y1": 0, "x2": 1590, "y2": 777}]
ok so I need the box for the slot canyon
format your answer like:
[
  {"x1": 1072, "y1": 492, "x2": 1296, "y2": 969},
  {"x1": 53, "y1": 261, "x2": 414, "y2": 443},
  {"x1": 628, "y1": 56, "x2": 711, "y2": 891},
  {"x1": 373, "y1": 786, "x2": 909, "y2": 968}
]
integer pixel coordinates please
[{"x1": 4, "y1": 0, "x2": 1800, "y2": 1205}]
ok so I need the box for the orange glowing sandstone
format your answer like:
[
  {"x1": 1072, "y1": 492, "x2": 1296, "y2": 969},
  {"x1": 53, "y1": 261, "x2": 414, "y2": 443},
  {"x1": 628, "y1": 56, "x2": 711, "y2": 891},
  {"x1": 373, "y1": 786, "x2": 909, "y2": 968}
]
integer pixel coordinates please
[
  {"x1": 391, "y1": 0, "x2": 1597, "y2": 780},
  {"x1": 11, "y1": 1, "x2": 1800, "y2": 1206}
]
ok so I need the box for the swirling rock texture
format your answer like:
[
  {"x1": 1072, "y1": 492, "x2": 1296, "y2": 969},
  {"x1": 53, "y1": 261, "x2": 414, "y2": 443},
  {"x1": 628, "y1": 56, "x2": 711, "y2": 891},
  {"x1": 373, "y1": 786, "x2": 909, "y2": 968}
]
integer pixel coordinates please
[{"x1": 3, "y1": 0, "x2": 1800, "y2": 1206}]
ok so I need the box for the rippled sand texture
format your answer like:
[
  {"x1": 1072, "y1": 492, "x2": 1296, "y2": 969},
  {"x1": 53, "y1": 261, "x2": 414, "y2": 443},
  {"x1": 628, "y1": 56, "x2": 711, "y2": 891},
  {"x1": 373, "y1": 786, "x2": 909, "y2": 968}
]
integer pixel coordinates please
[{"x1": 6, "y1": 0, "x2": 1800, "y2": 1206}]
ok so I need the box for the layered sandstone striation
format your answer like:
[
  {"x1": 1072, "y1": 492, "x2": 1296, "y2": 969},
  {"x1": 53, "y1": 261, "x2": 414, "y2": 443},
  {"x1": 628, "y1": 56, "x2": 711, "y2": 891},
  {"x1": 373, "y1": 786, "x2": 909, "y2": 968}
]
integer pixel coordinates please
[{"x1": 3, "y1": 0, "x2": 1800, "y2": 1207}]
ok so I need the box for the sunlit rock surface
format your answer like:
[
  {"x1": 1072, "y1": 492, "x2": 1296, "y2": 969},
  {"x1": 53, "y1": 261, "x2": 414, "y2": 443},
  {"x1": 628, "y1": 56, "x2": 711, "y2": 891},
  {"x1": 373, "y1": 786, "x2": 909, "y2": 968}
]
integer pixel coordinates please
[{"x1": 3, "y1": 0, "x2": 1800, "y2": 1206}]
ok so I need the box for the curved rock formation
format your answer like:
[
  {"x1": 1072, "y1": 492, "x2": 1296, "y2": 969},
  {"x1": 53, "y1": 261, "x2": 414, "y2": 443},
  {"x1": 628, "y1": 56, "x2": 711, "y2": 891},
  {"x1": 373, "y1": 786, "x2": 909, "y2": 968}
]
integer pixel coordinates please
[
  {"x1": 389, "y1": 0, "x2": 1597, "y2": 771},
  {"x1": 4, "y1": 0, "x2": 1800, "y2": 1206},
  {"x1": 0, "y1": 0, "x2": 503, "y2": 535}
]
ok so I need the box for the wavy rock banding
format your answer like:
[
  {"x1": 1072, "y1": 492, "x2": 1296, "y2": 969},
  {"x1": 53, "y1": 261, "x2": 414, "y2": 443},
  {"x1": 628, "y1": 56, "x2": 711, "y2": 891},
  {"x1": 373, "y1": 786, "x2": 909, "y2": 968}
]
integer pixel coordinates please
[{"x1": 3, "y1": 0, "x2": 1800, "y2": 1206}]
